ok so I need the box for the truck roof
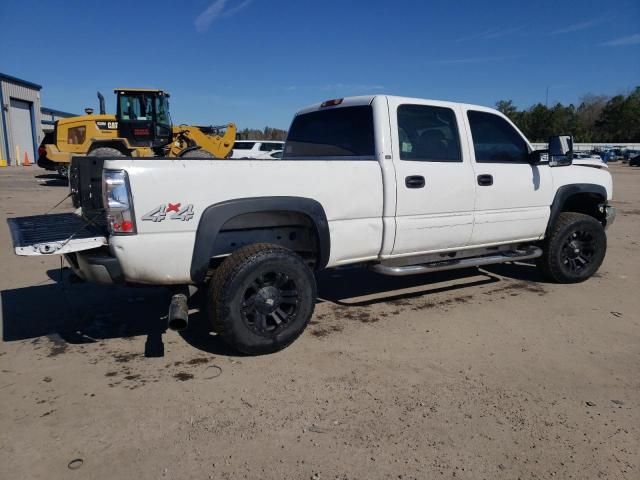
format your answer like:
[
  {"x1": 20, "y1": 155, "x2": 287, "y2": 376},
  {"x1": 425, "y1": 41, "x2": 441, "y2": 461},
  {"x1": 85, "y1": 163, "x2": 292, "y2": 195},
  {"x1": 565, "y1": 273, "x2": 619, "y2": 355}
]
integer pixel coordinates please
[{"x1": 296, "y1": 95, "x2": 498, "y2": 116}]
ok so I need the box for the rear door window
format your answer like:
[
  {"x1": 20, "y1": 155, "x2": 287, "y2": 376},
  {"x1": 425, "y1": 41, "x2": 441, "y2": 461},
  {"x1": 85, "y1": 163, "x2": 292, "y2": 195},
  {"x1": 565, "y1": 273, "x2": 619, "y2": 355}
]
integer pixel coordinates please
[
  {"x1": 397, "y1": 105, "x2": 461, "y2": 162},
  {"x1": 284, "y1": 106, "x2": 375, "y2": 158}
]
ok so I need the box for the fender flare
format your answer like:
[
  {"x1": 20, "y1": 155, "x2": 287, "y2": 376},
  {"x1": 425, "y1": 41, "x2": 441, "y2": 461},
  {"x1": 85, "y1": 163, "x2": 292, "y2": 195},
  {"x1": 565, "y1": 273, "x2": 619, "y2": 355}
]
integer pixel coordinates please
[
  {"x1": 190, "y1": 197, "x2": 331, "y2": 283},
  {"x1": 546, "y1": 183, "x2": 607, "y2": 236}
]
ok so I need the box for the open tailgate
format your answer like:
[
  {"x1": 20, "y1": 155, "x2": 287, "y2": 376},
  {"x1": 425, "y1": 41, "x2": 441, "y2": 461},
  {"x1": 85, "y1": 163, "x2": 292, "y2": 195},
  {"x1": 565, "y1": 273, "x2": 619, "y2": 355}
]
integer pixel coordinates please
[{"x1": 7, "y1": 213, "x2": 107, "y2": 256}]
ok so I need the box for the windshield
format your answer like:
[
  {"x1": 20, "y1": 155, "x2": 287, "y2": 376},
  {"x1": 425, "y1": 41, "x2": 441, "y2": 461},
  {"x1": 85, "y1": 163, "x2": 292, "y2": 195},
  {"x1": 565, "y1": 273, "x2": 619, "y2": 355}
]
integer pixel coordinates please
[
  {"x1": 119, "y1": 94, "x2": 152, "y2": 120},
  {"x1": 118, "y1": 93, "x2": 170, "y2": 125}
]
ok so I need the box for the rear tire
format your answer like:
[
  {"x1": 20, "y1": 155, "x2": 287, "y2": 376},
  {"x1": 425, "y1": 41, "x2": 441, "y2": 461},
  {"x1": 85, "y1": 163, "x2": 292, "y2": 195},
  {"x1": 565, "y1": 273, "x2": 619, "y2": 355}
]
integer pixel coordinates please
[
  {"x1": 208, "y1": 244, "x2": 316, "y2": 355},
  {"x1": 537, "y1": 212, "x2": 606, "y2": 283},
  {"x1": 88, "y1": 147, "x2": 125, "y2": 157}
]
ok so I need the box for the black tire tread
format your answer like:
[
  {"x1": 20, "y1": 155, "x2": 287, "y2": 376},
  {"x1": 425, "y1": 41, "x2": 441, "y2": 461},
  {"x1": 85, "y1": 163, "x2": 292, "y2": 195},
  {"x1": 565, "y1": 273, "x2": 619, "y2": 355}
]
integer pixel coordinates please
[
  {"x1": 209, "y1": 243, "x2": 290, "y2": 334},
  {"x1": 538, "y1": 212, "x2": 606, "y2": 283},
  {"x1": 209, "y1": 243, "x2": 315, "y2": 355}
]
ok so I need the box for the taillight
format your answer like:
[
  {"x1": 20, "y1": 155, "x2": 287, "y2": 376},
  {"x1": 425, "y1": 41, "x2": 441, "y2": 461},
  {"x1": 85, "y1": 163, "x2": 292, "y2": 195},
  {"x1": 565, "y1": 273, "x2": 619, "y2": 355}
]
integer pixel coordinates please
[
  {"x1": 102, "y1": 170, "x2": 136, "y2": 235},
  {"x1": 38, "y1": 145, "x2": 46, "y2": 157}
]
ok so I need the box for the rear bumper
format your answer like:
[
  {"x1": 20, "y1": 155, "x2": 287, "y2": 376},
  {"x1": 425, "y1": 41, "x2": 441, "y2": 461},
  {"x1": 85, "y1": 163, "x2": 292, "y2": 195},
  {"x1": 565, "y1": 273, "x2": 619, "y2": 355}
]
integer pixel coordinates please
[{"x1": 67, "y1": 251, "x2": 124, "y2": 285}]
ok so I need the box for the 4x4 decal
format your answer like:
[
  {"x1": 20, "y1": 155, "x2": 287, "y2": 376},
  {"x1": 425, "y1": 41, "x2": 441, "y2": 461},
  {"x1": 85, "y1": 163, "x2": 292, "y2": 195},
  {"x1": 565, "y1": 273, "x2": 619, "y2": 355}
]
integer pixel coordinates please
[{"x1": 142, "y1": 203, "x2": 194, "y2": 222}]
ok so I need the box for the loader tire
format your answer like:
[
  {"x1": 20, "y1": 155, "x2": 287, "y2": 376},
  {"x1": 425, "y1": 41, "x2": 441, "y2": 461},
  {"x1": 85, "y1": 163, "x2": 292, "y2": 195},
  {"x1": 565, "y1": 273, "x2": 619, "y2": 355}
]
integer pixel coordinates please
[
  {"x1": 88, "y1": 147, "x2": 125, "y2": 157},
  {"x1": 180, "y1": 148, "x2": 215, "y2": 158}
]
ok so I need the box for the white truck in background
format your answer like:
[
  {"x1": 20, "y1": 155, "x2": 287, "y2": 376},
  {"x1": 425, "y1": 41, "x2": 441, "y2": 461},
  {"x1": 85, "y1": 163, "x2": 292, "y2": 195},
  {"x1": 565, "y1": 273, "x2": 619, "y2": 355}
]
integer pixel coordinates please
[
  {"x1": 230, "y1": 140, "x2": 284, "y2": 159},
  {"x1": 8, "y1": 95, "x2": 615, "y2": 355}
]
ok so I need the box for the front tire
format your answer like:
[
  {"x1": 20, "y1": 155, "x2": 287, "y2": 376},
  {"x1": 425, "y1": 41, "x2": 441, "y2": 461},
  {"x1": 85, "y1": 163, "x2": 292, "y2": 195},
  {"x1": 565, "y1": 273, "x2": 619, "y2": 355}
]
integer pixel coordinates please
[
  {"x1": 208, "y1": 244, "x2": 316, "y2": 355},
  {"x1": 537, "y1": 212, "x2": 606, "y2": 283}
]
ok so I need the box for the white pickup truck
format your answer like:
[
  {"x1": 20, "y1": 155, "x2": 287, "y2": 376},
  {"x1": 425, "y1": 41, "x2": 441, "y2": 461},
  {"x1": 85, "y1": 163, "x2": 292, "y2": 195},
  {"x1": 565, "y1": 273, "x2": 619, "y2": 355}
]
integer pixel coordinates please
[{"x1": 8, "y1": 95, "x2": 616, "y2": 354}]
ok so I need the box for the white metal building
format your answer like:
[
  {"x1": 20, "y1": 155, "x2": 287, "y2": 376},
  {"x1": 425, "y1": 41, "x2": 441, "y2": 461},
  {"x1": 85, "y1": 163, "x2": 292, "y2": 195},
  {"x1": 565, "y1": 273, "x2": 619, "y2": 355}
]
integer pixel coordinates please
[
  {"x1": 40, "y1": 107, "x2": 76, "y2": 133},
  {"x1": 0, "y1": 73, "x2": 76, "y2": 166},
  {"x1": 0, "y1": 73, "x2": 43, "y2": 166}
]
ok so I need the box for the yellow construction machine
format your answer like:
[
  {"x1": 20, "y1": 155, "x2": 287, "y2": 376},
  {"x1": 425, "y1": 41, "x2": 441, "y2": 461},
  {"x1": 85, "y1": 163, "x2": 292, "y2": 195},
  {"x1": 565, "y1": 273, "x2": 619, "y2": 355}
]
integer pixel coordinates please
[{"x1": 44, "y1": 89, "x2": 236, "y2": 176}]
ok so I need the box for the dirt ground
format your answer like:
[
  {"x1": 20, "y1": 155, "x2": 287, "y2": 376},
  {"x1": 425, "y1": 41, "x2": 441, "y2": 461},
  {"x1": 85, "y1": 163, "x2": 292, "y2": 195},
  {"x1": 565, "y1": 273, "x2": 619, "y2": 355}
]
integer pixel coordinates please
[{"x1": 0, "y1": 165, "x2": 638, "y2": 480}]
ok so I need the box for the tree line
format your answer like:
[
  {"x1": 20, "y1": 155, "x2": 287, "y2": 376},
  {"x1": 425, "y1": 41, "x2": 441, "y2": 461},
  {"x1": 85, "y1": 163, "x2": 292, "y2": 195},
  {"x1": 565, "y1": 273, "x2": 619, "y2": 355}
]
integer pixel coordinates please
[
  {"x1": 496, "y1": 86, "x2": 640, "y2": 143},
  {"x1": 236, "y1": 126, "x2": 287, "y2": 141},
  {"x1": 235, "y1": 87, "x2": 640, "y2": 144}
]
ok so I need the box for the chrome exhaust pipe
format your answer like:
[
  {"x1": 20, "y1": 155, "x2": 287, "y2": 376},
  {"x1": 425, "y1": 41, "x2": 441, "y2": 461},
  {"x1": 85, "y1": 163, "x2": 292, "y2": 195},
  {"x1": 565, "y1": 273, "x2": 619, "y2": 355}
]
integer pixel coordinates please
[{"x1": 167, "y1": 293, "x2": 189, "y2": 331}]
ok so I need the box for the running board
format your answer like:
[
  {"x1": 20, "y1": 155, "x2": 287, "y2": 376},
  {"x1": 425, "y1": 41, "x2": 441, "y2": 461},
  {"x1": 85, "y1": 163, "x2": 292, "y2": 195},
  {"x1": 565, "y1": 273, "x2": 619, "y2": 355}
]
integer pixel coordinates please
[{"x1": 370, "y1": 246, "x2": 543, "y2": 277}]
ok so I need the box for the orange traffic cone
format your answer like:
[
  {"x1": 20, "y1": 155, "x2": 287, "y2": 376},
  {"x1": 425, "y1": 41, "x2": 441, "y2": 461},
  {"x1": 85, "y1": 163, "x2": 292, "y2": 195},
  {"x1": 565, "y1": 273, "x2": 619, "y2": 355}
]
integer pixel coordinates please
[{"x1": 23, "y1": 151, "x2": 31, "y2": 166}]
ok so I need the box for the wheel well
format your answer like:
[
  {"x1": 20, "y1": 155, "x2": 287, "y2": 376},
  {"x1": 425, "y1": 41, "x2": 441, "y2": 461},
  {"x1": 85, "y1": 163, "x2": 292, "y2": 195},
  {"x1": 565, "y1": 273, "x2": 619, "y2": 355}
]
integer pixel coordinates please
[
  {"x1": 209, "y1": 211, "x2": 320, "y2": 269},
  {"x1": 561, "y1": 192, "x2": 606, "y2": 223},
  {"x1": 191, "y1": 197, "x2": 331, "y2": 283}
]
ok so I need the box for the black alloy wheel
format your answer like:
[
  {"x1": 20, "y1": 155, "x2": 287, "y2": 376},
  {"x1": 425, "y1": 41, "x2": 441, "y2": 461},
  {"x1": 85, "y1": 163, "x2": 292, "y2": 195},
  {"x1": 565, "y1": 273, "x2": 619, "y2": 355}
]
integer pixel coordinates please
[
  {"x1": 537, "y1": 212, "x2": 606, "y2": 283},
  {"x1": 560, "y1": 229, "x2": 597, "y2": 273},
  {"x1": 240, "y1": 271, "x2": 300, "y2": 336}
]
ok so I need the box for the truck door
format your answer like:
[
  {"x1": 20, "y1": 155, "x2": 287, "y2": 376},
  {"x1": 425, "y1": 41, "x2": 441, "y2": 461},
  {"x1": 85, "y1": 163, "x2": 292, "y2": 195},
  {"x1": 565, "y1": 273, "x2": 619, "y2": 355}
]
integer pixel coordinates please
[
  {"x1": 389, "y1": 99, "x2": 476, "y2": 255},
  {"x1": 463, "y1": 109, "x2": 553, "y2": 245}
]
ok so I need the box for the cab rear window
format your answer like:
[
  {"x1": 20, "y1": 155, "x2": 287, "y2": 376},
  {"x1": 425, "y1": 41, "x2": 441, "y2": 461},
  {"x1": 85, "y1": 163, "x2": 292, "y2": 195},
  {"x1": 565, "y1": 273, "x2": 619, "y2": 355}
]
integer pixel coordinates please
[{"x1": 284, "y1": 106, "x2": 375, "y2": 158}]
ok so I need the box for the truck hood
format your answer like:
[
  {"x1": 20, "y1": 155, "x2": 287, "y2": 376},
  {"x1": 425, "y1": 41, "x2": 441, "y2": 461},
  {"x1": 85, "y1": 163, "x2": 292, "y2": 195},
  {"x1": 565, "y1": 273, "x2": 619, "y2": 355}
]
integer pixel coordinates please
[{"x1": 572, "y1": 158, "x2": 608, "y2": 169}]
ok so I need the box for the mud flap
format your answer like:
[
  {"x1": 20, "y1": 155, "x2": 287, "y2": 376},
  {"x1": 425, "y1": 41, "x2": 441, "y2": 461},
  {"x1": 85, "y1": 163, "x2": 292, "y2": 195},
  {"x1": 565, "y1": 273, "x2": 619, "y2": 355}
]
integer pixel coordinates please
[{"x1": 7, "y1": 213, "x2": 107, "y2": 256}]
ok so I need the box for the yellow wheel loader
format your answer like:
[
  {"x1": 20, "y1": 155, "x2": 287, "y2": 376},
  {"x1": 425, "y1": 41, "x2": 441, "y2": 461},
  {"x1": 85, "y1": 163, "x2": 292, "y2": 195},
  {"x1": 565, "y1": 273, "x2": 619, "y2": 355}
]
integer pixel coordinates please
[{"x1": 44, "y1": 89, "x2": 236, "y2": 176}]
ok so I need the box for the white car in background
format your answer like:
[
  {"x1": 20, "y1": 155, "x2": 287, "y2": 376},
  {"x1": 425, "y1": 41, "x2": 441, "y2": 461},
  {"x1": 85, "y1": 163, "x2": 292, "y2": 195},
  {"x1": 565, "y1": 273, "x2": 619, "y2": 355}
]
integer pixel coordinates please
[
  {"x1": 230, "y1": 140, "x2": 284, "y2": 159},
  {"x1": 253, "y1": 150, "x2": 283, "y2": 159},
  {"x1": 572, "y1": 151, "x2": 608, "y2": 169}
]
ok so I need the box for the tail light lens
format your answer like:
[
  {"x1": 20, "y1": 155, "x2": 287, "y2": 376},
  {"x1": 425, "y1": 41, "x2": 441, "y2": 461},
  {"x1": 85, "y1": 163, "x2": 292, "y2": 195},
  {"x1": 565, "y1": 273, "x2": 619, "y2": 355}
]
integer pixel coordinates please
[
  {"x1": 38, "y1": 145, "x2": 46, "y2": 157},
  {"x1": 102, "y1": 170, "x2": 136, "y2": 235}
]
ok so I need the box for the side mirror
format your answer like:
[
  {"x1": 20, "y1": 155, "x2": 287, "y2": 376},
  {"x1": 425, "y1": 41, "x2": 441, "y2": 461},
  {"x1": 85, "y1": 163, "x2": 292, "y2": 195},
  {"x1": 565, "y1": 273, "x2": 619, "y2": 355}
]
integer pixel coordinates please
[{"x1": 548, "y1": 135, "x2": 573, "y2": 166}]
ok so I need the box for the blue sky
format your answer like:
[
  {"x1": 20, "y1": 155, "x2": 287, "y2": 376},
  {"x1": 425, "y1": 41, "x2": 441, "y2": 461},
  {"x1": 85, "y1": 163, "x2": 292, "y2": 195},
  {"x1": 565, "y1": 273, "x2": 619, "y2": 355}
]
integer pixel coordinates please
[{"x1": 1, "y1": 0, "x2": 639, "y2": 128}]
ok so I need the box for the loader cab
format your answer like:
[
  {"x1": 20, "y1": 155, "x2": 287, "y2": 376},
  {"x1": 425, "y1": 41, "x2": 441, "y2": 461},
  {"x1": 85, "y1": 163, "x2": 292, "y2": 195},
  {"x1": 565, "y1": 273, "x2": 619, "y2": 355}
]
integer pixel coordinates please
[{"x1": 115, "y1": 89, "x2": 172, "y2": 149}]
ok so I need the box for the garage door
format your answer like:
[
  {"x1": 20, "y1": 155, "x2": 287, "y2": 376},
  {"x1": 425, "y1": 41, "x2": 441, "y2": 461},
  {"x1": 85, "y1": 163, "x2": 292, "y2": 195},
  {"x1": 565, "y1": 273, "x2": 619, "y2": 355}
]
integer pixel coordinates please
[{"x1": 9, "y1": 98, "x2": 35, "y2": 165}]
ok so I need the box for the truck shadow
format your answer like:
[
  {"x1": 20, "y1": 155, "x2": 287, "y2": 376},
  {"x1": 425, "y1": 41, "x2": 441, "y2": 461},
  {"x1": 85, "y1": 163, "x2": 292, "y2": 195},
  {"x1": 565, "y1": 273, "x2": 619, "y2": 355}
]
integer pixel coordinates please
[
  {"x1": 1, "y1": 270, "x2": 170, "y2": 352},
  {"x1": 0, "y1": 269, "x2": 241, "y2": 357},
  {"x1": 1, "y1": 263, "x2": 540, "y2": 358},
  {"x1": 316, "y1": 266, "x2": 500, "y2": 307},
  {"x1": 481, "y1": 261, "x2": 549, "y2": 283}
]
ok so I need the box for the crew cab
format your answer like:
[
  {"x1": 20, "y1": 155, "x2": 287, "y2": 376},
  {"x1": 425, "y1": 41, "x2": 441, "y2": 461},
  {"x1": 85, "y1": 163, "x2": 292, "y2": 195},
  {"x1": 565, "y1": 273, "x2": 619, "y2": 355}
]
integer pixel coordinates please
[{"x1": 7, "y1": 95, "x2": 616, "y2": 355}]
